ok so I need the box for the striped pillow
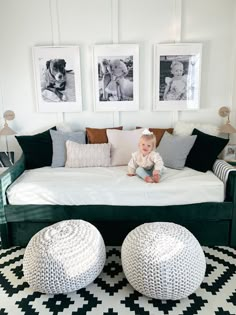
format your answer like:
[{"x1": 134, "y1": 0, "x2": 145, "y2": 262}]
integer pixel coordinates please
[{"x1": 213, "y1": 159, "x2": 236, "y2": 186}]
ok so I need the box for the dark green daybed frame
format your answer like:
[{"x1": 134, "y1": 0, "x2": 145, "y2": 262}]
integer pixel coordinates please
[{"x1": 1, "y1": 154, "x2": 236, "y2": 249}]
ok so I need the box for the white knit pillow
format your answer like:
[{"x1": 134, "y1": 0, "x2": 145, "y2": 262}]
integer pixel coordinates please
[
  {"x1": 65, "y1": 141, "x2": 111, "y2": 167},
  {"x1": 174, "y1": 121, "x2": 219, "y2": 136}
]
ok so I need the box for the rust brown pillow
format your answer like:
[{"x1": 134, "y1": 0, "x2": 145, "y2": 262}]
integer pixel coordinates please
[
  {"x1": 136, "y1": 127, "x2": 173, "y2": 146},
  {"x1": 86, "y1": 126, "x2": 123, "y2": 144}
]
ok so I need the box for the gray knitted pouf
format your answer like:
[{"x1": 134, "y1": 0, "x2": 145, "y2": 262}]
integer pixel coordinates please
[
  {"x1": 121, "y1": 222, "x2": 206, "y2": 300},
  {"x1": 23, "y1": 220, "x2": 106, "y2": 294}
]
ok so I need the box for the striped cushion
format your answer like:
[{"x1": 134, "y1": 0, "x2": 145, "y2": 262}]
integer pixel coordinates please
[{"x1": 213, "y1": 160, "x2": 236, "y2": 191}]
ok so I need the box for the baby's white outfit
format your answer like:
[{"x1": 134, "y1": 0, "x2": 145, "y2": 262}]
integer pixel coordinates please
[{"x1": 128, "y1": 151, "x2": 164, "y2": 175}]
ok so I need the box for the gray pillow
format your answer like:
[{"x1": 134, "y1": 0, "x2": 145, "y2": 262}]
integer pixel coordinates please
[
  {"x1": 157, "y1": 131, "x2": 197, "y2": 170},
  {"x1": 50, "y1": 129, "x2": 86, "y2": 167}
]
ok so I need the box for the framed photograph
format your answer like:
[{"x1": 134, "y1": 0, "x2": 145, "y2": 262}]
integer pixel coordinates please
[
  {"x1": 153, "y1": 43, "x2": 202, "y2": 111},
  {"x1": 223, "y1": 144, "x2": 236, "y2": 162},
  {"x1": 32, "y1": 46, "x2": 82, "y2": 112},
  {"x1": 93, "y1": 44, "x2": 139, "y2": 111}
]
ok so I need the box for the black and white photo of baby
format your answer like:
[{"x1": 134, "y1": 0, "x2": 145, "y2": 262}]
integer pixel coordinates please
[{"x1": 98, "y1": 56, "x2": 134, "y2": 102}]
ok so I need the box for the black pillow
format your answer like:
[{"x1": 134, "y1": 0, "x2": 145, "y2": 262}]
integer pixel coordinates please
[
  {"x1": 185, "y1": 128, "x2": 229, "y2": 172},
  {"x1": 15, "y1": 127, "x2": 56, "y2": 169}
]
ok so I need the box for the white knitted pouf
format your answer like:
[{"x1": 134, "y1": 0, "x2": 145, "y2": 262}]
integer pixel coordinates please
[
  {"x1": 121, "y1": 222, "x2": 206, "y2": 300},
  {"x1": 23, "y1": 220, "x2": 106, "y2": 294}
]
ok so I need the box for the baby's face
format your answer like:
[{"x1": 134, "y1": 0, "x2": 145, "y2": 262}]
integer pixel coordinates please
[
  {"x1": 110, "y1": 59, "x2": 124, "y2": 76},
  {"x1": 171, "y1": 64, "x2": 184, "y2": 77},
  {"x1": 139, "y1": 139, "x2": 153, "y2": 156}
]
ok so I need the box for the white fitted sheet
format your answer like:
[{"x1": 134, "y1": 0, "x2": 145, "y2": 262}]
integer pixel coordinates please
[{"x1": 6, "y1": 166, "x2": 224, "y2": 206}]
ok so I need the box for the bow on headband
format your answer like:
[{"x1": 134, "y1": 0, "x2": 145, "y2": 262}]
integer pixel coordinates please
[{"x1": 142, "y1": 128, "x2": 153, "y2": 135}]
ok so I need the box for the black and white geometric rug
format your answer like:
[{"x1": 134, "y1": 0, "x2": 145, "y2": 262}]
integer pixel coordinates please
[{"x1": 0, "y1": 245, "x2": 236, "y2": 315}]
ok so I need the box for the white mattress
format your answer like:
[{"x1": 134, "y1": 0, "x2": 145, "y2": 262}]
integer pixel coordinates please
[{"x1": 6, "y1": 166, "x2": 224, "y2": 206}]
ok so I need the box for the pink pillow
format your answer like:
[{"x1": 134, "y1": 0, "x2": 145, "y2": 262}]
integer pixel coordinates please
[{"x1": 106, "y1": 129, "x2": 144, "y2": 166}]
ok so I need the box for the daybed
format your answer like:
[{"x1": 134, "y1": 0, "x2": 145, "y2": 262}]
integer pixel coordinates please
[{"x1": 1, "y1": 154, "x2": 236, "y2": 249}]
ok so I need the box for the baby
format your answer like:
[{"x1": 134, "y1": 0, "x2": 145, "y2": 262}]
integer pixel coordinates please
[
  {"x1": 127, "y1": 129, "x2": 164, "y2": 183},
  {"x1": 163, "y1": 60, "x2": 187, "y2": 101},
  {"x1": 108, "y1": 59, "x2": 129, "y2": 101}
]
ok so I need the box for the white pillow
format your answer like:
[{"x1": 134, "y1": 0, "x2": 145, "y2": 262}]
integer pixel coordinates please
[
  {"x1": 107, "y1": 128, "x2": 144, "y2": 166},
  {"x1": 56, "y1": 122, "x2": 73, "y2": 132},
  {"x1": 65, "y1": 141, "x2": 111, "y2": 168},
  {"x1": 174, "y1": 121, "x2": 219, "y2": 136}
]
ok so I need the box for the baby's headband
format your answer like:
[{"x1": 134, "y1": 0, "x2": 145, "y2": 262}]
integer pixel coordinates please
[{"x1": 142, "y1": 128, "x2": 153, "y2": 136}]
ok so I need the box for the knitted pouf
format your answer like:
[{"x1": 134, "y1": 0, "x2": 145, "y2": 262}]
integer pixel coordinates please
[
  {"x1": 23, "y1": 220, "x2": 106, "y2": 294},
  {"x1": 121, "y1": 222, "x2": 206, "y2": 300}
]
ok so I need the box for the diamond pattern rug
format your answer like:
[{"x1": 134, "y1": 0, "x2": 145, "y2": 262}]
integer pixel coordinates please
[{"x1": 0, "y1": 245, "x2": 236, "y2": 315}]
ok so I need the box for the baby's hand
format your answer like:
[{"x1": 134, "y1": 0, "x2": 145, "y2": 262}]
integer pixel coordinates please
[
  {"x1": 152, "y1": 170, "x2": 160, "y2": 183},
  {"x1": 127, "y1": 173, "x2": 136, "y2": 176}
]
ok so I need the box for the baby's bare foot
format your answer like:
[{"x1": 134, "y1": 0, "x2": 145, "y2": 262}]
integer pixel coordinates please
[
  {"x1": 145, "y1": 176, "x2": 154, "y2": 183},
  {"x1": 153, "y1": 173, "x2": 160, "y2": 183}
]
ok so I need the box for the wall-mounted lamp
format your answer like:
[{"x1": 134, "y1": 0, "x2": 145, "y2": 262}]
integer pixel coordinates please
[
  {"x1": 218, "y1": 106, "x2": 236, "y2": 139},
  {"x1": 0, "y1": 110, "x2": 16, "y2": 165}
]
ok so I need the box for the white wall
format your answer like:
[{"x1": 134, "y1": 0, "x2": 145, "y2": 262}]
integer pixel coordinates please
[{"x1": 0, "y1": 0, "x2": 235, "y2": 159}]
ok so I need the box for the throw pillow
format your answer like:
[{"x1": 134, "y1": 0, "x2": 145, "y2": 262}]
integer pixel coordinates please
[
  {"x1": 50, "y1": 129, "x2": 86, "y2": 167},
  {"x1": 157, "y1": 132, "x2": 197, "y2": 170},
  {"x1": 136, "y1": 127, "x2": 174, "y2": 146},
  {"x1": 15, "y1": 127, "x2": 56, "y2": 170},
  {"x1": 185, "y1": 128, "x2": 229, "y2": 172},
  {"x1": 86, "y1": 126, "x2": 123, "y2": 144},
  {"x1": 56, "y1": 122, "x2": 73, "y2": 132},
  {"x1": 174, "y1": 121, "x2": 219, "y2": 136},
  {"x1": 65, "y1": 141, "x2": 111, "y2": 167},
  {"x1": 107, "y1": 128, "x2": 144, "y2": 166}
]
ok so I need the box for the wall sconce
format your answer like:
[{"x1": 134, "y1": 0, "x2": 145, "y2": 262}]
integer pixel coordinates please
[
  {"x1": 218, "y1": 106, "x2": 236, "y2": 139},
  {"x1": 0, "y1": 110, "x2": 16, "y2": 165}
]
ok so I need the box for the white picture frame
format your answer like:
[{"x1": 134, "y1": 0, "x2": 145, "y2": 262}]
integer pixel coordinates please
[
  {"x1": 223, "y1": 144, "x2": 236, "y2": 162},
  {"x1": 93, "y1": 44, "x2": 139, "y2": 111},
  {"x1": 153, "y1": 43, "x2": 202, "y2": 111},
  {"x1": 32, "y1": 46, "x2": 82, "y2": 112}
]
